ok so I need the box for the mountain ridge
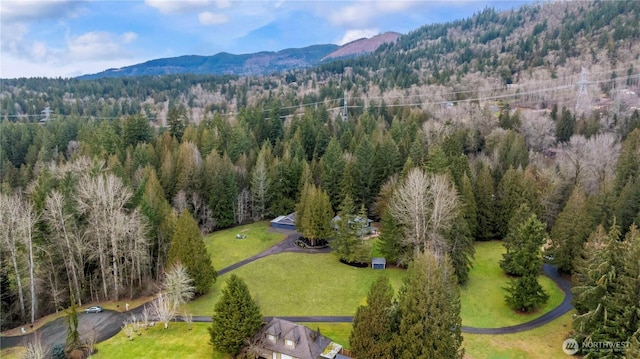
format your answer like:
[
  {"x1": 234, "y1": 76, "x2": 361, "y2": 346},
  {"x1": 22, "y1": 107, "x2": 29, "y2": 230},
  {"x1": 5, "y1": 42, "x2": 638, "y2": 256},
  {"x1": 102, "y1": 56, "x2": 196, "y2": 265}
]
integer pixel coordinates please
[{"x1": 78, "y1": 31, "x2": 403, "y2": 80}]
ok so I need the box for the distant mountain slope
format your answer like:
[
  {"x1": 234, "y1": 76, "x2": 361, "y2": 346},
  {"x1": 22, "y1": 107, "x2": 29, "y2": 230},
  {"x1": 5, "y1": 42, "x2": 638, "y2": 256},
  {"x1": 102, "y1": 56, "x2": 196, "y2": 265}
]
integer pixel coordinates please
[
  {"x1": 79, "y1": 44, "x2": 339, "y2": 79},
  {"x1": 322, "y1": 32, "x2": 401, "y2": 61}
]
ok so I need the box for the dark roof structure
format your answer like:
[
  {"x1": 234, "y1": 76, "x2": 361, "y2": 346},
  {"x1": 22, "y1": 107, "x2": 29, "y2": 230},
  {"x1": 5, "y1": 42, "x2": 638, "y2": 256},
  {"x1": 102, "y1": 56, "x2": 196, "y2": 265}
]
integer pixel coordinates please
[
  {"x1": 271, "y1": 212, "x2": 296, "y2": 226},
  {"x1": 257, "y1": 318, "x2": 345, "y2": 359}
]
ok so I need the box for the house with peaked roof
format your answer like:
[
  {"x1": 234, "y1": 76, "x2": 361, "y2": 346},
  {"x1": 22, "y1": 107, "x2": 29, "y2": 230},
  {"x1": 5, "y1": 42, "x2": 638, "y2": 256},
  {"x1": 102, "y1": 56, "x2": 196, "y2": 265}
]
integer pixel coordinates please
[
  {"x1": 271, "y1": 212, "x2": 297, "y2": 231},
  {"x1": 254, "y1": 318, "x2": 349, "y2": 359},
  {"x1": 331, "y1": 215, "x2": 377, "y2": 237}
]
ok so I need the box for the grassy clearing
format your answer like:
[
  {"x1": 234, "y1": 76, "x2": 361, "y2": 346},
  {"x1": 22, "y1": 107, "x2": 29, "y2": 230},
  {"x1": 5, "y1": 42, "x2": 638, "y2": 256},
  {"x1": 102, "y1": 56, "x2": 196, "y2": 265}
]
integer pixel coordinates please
[
  {"x1": 463, "y1": 311, "x2": 574, "y2": 359},
  {"x1": 187, "y1": 252, "x2": 406, "y2": 316},
  {"x1": 205, "y1": 221, "x2": 285, "y2": 270},
  {"x1": 460, "y1": 241, "x2": 564, "y2": 328},
  {"x1": 298, "y1": 322, "x2": 353, "y2": 349},
  {"x1": 94, "y1": 322, "x2": 229, "y2": 359}
]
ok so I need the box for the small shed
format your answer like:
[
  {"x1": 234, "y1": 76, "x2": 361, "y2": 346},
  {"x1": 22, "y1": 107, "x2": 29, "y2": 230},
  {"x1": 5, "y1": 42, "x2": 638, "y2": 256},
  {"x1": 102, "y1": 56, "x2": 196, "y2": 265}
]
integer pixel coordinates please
[{"x1": 371, "y1": 257, "x2": 386, "y2": 270}]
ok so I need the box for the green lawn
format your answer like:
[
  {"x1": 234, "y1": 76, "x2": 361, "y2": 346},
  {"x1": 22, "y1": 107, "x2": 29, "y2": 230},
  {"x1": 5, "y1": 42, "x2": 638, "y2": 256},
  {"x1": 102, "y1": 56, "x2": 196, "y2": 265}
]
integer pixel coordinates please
[
  {"x1": 298, "y1": 322, "x2": 353, "y2": 349},
  {"x1": 463, "y1": 311, "x2": 574, "y2": 359},
  {"x1": 205, "y1": 221, "x2": 286, "y2": 270},
  {"x1": 94, "y1": 323, "x2": 229, "y2": 359},
  {"x1": 460, "y1": 241, "x2": 565, "y2": 328},
  {"x1": 36, "y1": 240, "x2": 574, "y2": 359},
  {"x1": 187, "y1": 252, "x2": 406, "y2": 316}
]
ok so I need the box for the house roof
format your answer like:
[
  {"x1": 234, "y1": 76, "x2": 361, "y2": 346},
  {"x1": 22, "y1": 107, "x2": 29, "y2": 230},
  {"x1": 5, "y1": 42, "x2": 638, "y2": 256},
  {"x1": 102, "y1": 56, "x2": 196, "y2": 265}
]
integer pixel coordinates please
[
  {"x1": 372, "y1": 257, "x2": 386, "y2": 265},
  {"x1": 332, "y1": 215, "x2": 373, "y2": 224},
  {"x1": 271, "y1": 212, "x2": 296, "y2": 225},
  {"x1": 257, "y1": 318, "x2": 334, "y2": 359}
]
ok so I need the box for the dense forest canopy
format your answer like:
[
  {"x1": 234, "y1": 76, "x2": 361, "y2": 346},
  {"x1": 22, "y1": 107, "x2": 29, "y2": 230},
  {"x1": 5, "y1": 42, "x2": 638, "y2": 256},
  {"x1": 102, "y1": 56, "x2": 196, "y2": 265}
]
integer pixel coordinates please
[{"x1": 1, "y1": 3, "x2": 639, "y2": 351}]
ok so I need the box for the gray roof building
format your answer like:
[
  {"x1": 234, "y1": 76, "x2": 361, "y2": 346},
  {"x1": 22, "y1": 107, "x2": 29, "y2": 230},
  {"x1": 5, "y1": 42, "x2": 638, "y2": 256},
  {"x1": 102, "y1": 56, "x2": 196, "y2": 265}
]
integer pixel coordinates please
[{"x1": 255, "y1": 318, "x2": 349, "y2": 359}]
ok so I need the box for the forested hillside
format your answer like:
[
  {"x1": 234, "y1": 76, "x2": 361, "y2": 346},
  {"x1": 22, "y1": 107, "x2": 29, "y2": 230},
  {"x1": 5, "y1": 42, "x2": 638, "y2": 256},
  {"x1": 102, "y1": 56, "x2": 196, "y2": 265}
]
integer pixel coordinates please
[{"x1": 1, "y1": 1, "x2": 640, "y2": 352}]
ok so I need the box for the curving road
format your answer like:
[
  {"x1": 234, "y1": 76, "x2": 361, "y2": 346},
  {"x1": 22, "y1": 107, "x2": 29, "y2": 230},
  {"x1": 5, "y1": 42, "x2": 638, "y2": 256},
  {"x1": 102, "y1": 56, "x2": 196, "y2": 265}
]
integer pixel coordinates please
[{"x1": 0, "y1": 234, "x2": 573, "y2": 350}]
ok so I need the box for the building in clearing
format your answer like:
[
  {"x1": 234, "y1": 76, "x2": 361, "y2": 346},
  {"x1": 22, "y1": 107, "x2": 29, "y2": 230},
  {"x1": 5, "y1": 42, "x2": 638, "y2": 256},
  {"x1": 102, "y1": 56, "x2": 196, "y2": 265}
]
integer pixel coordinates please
[
  {"x1": 271, "y1": 212, "x2": 296, "y2": 231},
  {"x1": 371, "y1": 257, "x2": 386, "y2": 269}
]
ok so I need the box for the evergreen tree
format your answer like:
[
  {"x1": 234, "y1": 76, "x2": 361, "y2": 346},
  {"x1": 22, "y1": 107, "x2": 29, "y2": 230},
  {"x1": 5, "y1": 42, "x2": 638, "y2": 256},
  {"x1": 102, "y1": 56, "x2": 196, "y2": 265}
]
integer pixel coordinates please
[
  {"x1": 615, "y1": 128, "x2": 640, "y2": 191},
  {"x1": 121, "y1": 114, "x2": 152, "y2": 148},
  {"x1": 331, "y1": 195, "x2": 369, "y2": 264},
  {"x1": 209, "y1": 275, "x2": 263, "y2": 357},
  {"x1": 167, "y1": 105, "x2": 187, "y2": 141},
  {"x1": 571, "y1": 223, "x2": 637, "y2": 357},
  {"x1": 203, "y1": 152, "x2": 237, "y2": 228},
  {"x1": 321, "y1": 138, "x2": 345, "y2": 210},
  {"x1": 350, "y1": 276, "x2": 396, "y2": 359},
  {"x1": 500, "y1": 204, "x2": 535, "y2": 275},
  {"x1": 474, "y1": 162, "x2": 496, "y2": 240},
  {"x1": 378, "y1": 209, "x2": 412, "y2": 266},
  {"x1": 614, "y1": 178, "x2": 640, "y2": 232},
  {"x1": 373, "y1": 135, "x2": 401, "y2": 202},
  {"x1": 395, "y1": 251, "x2": 463, "y2": 359},
  {"x1": 458, "y1": 172, "x2": 478, "y2": 238},
  {"x1": 504, "y1": 274, "x2": 549, "y2": 312},
  {"x1": 65, "y1": 294, "x2": 81, "y2": 352},
  {"x1": 548, "y1": 186, "x2": 593, "y2": 273},
  {"x1": 556, "y1": 107, "x2": 575, "y2": 143},
  {"x1": 167, "y1": 211, "x2": 217, "y2": 295},
  {"x1": 446, "y1": 212, "x2": 474, "y2": 284},
  {"x1": 295, "y1": 183, "x2": 334, "y2": 246},
  {"x1": 251, "y1": 144, "x2": 272, "y2": 220},
  {"x1": 495, "y1": 167, "x2": 539, "y2": 238},
  {"x1": 501, "y1": 214, "x2": 549, "y2": 311},
  {"x1": 140, "y1": 168, "x2": 176, "y2": 278},
  {"x1": 353, "y1": 137, "x2": 375, "y2": 208}
]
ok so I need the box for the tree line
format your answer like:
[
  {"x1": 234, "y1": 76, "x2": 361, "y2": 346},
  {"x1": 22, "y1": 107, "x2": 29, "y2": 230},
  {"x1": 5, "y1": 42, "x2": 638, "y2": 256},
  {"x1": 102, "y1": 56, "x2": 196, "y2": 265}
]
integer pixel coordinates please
[{"x1": 1, "y1": 94, "x2": 640, "y2": 356}]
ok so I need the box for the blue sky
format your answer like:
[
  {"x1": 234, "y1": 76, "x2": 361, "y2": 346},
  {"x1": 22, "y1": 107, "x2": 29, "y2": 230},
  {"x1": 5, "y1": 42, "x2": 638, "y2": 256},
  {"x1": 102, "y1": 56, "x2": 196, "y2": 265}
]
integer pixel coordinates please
[{"x1": 1, "y1": 1, "x2": 530, "y2": 78}]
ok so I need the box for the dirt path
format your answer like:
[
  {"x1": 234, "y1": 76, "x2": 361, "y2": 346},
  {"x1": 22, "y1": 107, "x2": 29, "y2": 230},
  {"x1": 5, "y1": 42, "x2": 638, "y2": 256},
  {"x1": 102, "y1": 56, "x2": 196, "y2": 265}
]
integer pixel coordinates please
[
  {"x1": 218, "y1": 232, "x2": 330, "y2": 275},
  {"x1": 0, "y1": 235, "x2": 573, "y2": 350}
]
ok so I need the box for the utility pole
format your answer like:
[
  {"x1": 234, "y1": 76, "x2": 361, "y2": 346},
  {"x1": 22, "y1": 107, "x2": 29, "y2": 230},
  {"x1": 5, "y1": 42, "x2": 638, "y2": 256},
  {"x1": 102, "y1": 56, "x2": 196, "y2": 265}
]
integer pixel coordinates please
[
  {"x1": 575, "y1": 67, "x2": 591, "y2": 116},
  {"x1": 40, "y1": 107, "x2": 52, "y2": 123},
  {"x1": 342, "y1": 90, "x2": 348, "y2": 121}
]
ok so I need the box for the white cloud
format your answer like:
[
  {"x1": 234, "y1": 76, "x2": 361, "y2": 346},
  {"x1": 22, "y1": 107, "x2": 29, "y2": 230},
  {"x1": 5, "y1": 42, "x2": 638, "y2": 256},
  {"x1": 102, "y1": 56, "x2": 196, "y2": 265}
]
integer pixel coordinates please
[
  {"x1": 215, "y1": 0, "x2": 231, "y2": 9},
  {"x1": 338, "y1": 29, "x2": 379, "y2": 45},
  {"x1": 329, "y1": 0, "x2": 421, "y2": 27},
  {"x1": 0, "y1": 0, "x2": 82, "y2": 23},
  {"x1": 1, "y1": 51, "x2": 144, "y2": 78},
  {"x1": 67, "y1": 31, "x2": 135, "y2": 61},
  {"x1": 145, "y1": 0, "x2": 212, "y2": 14},
  {"x1": 198, "y1": 11, "x2": 228, "y2": 25},
  {"x1": 122, "y1": 32, "x2": 138, "y2": 44},
  {"x1": 30, "y1": 41, "x2": 48, "y2": 59}
]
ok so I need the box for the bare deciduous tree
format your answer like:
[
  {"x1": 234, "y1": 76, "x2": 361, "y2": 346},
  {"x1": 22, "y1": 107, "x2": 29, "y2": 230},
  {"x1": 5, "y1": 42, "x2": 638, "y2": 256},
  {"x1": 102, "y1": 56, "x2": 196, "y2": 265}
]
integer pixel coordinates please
[
  {"x1": 76, "y1": 173, "x2": 149, "y2": 301},
  {"x1": 0, "y1": 193, "x2": 39, "y2": 323},
  {"x1": 388, "y1": 168, "x2": 460, "y2": 255},
  {"x1": 161, "y1": 262, "x2": 195, "y2": 310},
  {"x1": 558, "y1": 133, "x2": 620, "y2": 194},
  {"x1": 122, "y1": 322, "x2": 135, "y2": 341},
  {"x1": 183, "y1": 310, "x2": 193, "y2": 330},
  {"x1": 23, "y1": 333, "x2": 48, "y2": 359},
  {"x1": 43, "y1": 190, "x2": 85, "y2": 306},
  {"x1": 151, "y1": 292, "x2": 176, "y2": 329}
]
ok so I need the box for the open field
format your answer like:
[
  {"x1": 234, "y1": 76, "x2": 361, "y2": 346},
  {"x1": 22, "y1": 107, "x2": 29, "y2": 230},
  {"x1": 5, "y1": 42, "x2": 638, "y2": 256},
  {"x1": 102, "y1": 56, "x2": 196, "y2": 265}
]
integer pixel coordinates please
[
  {"x1": 463, "y1": 311, "x2": 574, "y2": 359},
  {"x1": 460, "y1": 241, "x2": 564, "y2": 328},
  {"x1": 93, "y1": 323, "x2": 228, "y2": 359},
  {"x1": 205, "y1": 221, "x2": 286, "y2": 270},
  {"x1": 187, "y1": 252, "x2": 406, "y2": 316}
]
